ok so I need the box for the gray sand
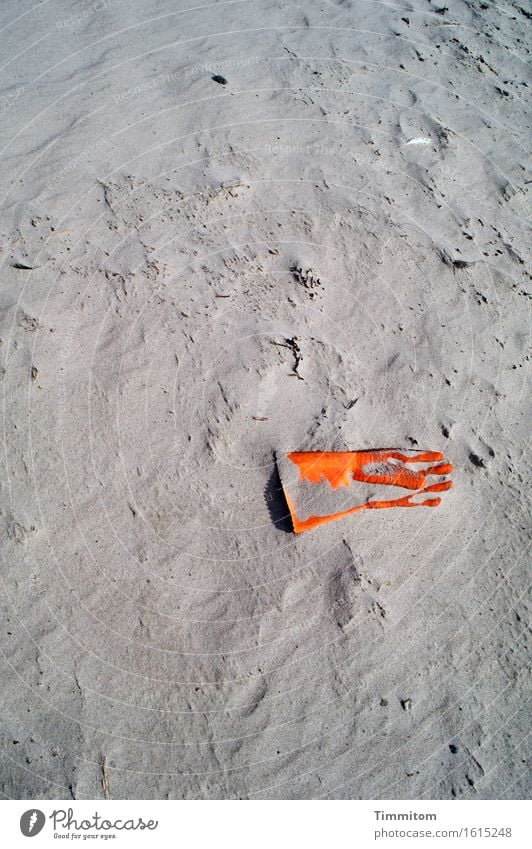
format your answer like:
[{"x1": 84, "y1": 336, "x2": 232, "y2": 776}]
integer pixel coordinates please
[{"x1": 0, "y1": 0, "x2": 530, "y2": 799}]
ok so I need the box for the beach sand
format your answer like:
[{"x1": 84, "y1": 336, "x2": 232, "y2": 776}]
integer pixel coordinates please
[{"x1": 0, "y1": 0, "x2": 530, "y2": 799}]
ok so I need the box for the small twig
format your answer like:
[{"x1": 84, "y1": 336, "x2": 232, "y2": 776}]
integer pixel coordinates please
[
  {"x1": 271, "y1": 337, "x2": 304, "y2": 379},
  {"x1": 101, "y1": 756, "x2": 111, "y2": 800}
]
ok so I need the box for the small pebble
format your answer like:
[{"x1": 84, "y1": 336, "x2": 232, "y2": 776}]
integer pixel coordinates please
[
  {"x1": 212, "y1": 75, "x2": 227, "y2": 85},
  {"x1": 401, "y1": 698, "x2": 412, "y2": 711},
  {"x1": 469, "y1": 452, "x2": 485, "y2": 468},
  {"x1": 449, "y1": 743, "x2": 459, "y2": 754}
]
